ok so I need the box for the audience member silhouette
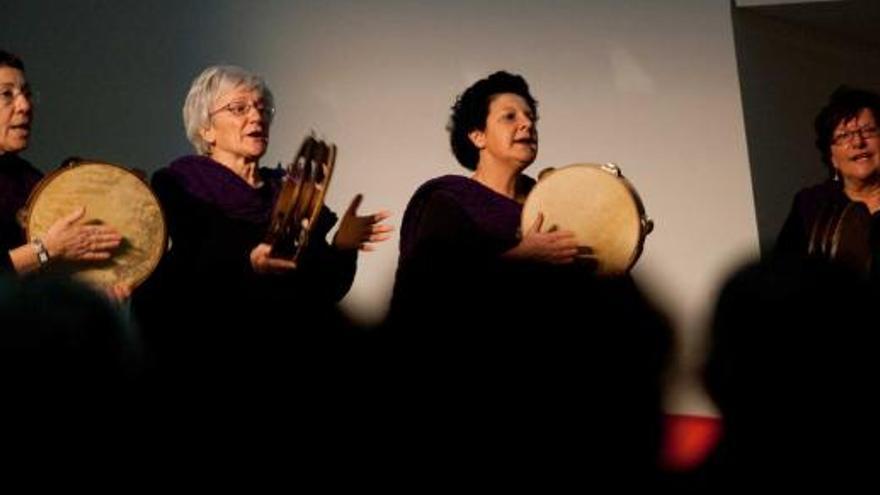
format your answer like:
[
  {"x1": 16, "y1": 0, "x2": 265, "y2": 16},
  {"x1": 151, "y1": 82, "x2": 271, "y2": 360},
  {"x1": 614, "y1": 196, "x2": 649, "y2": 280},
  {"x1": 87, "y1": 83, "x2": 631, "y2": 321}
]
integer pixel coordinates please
[
  {"x1": 0, "y1": 274, "x2": 143, "y2": 442},
  {"x1": 697, "y1": 258, "x2": 878, "y2": 488},
  {"x1": 372, "y1": 272, "x2": 672, "y2": 486}
]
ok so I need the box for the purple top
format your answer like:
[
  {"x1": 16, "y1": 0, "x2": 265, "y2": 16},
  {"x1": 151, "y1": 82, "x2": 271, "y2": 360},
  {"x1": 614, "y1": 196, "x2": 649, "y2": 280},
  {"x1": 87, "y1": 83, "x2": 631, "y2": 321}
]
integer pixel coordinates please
[
  {"x1": 161, "y1": 155, "x2": 284, "y2": 224},
  {"x1": 388, "y1": 173, "x2": 536, "y2": 329},
  {"x1": 398, "y1": 175, "x2": 526, "y2": 263}
]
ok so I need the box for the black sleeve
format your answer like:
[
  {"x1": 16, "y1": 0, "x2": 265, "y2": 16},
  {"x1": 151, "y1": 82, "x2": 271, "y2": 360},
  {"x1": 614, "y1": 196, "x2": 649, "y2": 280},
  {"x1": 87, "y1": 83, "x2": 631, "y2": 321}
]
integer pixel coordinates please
[
  {"x1": 296, "y1": 206, "x2": 357, "y2": 303},
  {"x1": 391, "y1": 190, "x2": 504, "y2": 321},
  {"x1": 1, "y1": 251, "x2": 12, "y2": 273},
  {"x1": 409, "y1": 190, "x2": 512, "y2": 264},
  {"x1": 151, "y1": 171, "x2": 357, "y2": 303}
]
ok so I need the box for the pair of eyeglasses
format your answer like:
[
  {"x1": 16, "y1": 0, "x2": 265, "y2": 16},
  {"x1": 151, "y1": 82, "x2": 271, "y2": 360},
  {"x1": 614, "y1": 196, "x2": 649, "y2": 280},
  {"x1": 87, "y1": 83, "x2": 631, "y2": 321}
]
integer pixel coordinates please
[
  {"x1": 210, "y1": 100, "x2": 275, "y2": 120},
  {"x1": 831, "y1": 126, "x2": 880, "y2": 145},
  {"x1": 0, "y1": 86, "x2": 37, "y2": 107}
]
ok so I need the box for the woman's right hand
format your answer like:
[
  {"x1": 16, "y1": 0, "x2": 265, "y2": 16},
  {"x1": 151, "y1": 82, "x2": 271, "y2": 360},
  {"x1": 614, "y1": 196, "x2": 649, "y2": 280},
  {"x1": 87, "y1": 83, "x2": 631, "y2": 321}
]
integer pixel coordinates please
[
  {"x1": 250, "y1": 243, "x2": 297, "y2": 274},
  {"x1": 504, "y1": 212, "x2": 579, "y2": 264},
  {"x1": 43, "y1": 206, "x2": 123, "y2": 262}
]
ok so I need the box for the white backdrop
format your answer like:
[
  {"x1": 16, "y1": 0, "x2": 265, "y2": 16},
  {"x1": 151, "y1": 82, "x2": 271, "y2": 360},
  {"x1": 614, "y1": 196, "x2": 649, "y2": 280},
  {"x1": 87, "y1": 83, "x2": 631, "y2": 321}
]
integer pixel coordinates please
[{"x1": 3, "y1": 0, "x2": 764, "y2": 413}]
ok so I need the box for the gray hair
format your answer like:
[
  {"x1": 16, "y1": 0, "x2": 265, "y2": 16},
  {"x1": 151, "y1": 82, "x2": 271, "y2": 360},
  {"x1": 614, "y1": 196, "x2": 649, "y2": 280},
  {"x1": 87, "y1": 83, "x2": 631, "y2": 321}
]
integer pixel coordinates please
[{"x1": 182, "y1": 65, "x2": 275, "y2": 155}]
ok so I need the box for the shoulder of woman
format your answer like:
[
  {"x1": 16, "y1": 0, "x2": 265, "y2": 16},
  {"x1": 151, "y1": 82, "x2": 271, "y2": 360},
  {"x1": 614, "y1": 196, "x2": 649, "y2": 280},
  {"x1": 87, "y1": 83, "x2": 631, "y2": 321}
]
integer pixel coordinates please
[
  {"x1": 405, "y1": 176, "x2": 473, "y2": 217},
  {"x1": 164, "y1": 155, "x2": 219, "y2": 176},
  {"x1": 0, "y1": 154, "x2": 42, "y2": 181},
  {"x1": 412, "y1": 174, "x2": 471, "y2": 197},
  {"x1": 397, "y1": 178, "x2": 473, "y2": 248},
  {"x1": 150, "y1": 164, "x2": 182, "y2": 192},
  {"x1": 794, "y1": 180, "x2": 845, "y2": 206},
  {"x1": 154, "y1": 155, "x2": 235, "y2": 197}
]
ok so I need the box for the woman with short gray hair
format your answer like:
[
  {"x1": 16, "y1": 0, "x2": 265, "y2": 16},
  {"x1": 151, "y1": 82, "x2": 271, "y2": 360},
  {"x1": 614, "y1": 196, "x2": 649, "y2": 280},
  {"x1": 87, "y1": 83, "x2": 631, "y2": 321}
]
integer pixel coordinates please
[
  {"x1": 132, "y1": 64, "x2": 391, "y2": 377},
  {"x1": 182, "y1": 65, "x2": 275, "y2": 156}
]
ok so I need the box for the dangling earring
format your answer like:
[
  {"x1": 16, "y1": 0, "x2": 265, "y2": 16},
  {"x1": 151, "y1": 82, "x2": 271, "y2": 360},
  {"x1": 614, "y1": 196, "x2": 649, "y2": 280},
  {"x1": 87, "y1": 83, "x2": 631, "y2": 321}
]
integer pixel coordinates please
[{"x1": 833, "y1": 169, "x2": 840, "y2": 182}]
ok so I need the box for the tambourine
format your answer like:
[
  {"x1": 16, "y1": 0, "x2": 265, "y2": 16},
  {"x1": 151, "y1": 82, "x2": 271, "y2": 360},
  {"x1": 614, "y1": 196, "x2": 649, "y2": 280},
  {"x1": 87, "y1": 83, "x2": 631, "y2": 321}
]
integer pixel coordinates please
[
  {"x1": 808, "y1": 200, "x2": 872, "y2": 275},
  {"x1": 23, "y1": 159, "x2": 167, "y2": 289},
  {"x1": 521, "y1": 163, "x2": 653, "y2": 276},
  {"x1": 265, "y1": 135, "x2": 336, "y2": 263}
]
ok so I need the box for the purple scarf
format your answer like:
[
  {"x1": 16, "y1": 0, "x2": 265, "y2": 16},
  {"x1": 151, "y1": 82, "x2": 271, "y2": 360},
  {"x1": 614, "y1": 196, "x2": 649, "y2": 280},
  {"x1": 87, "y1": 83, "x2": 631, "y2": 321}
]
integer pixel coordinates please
[
  {"x1": 161, "y1": 155, "x2": 283, "y2": 224},
  {"x1": 399, "y1": 175, "x2": 526, "y2": 260}
]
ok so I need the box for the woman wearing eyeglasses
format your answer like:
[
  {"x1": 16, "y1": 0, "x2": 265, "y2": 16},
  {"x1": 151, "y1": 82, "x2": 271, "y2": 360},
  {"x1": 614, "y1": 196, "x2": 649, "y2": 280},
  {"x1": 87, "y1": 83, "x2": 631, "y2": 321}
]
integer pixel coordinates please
[
  {"x1": 1, "y1": 50, "x2": 124, "y2": 283},
  {"x1": 775, "y1": 87, "x2": 880, "y2": 279},
  {"x1": 133, "y1": 65, "x2": 391, "y2": 379}
]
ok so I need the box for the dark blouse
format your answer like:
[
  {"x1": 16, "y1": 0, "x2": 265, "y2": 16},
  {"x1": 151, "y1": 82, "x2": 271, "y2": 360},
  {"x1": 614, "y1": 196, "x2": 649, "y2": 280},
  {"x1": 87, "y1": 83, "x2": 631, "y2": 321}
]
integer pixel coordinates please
[
  {"x1": 132, "y1": 155, "x2": 357, "y2": 374},
  {"x1": 380, "y1": 174, "x2": 669, "y2": 477},
  {"x1": 388, "y1": 175, "x2": 529, "y2": 329},
  {"x1": 397, "y1": 175, "x2": 525, "y2": 265},
  {"x1": 774, "y1": 179, "x2": 880, "y2": 281},
  {"x1": 0, "y1": 154, "x2": 43, "y2": 273}
]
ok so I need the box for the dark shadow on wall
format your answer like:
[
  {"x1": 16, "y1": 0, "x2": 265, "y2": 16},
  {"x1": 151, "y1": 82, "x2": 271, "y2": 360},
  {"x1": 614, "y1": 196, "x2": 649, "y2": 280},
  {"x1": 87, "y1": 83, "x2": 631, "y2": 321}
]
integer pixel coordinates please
[
  {"x1": 732, "y1": 0, "x2": 880, "y2": 256},
  {"x1": 1, "y1": 0, "x2": 258, "y2": 176}
]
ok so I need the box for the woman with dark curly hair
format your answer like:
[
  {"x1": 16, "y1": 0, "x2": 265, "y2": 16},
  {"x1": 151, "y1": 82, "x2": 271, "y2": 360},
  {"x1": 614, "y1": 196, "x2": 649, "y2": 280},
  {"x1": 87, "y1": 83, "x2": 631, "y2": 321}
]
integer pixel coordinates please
[
  {"x1": 378, "y1": 73, "x2": 670, "y2": 481},
  {"x1": 774, "y1": 86, "x2": 880, "y2": 279},
  {"x1": 388, "y1": 71, "x2": 581, "y2": 333}
]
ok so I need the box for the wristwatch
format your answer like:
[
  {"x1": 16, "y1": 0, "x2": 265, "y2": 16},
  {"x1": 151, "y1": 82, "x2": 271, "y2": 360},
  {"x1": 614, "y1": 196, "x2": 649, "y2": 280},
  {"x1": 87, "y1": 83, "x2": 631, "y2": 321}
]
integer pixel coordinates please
[{"x1": 32, "y1": 238, "x2": 49, "y2": 266}]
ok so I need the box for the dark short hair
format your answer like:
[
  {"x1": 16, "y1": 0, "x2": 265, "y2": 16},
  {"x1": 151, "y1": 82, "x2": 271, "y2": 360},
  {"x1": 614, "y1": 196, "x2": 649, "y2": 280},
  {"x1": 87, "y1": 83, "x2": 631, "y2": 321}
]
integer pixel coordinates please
[
  {"x1": 447, "y1": 71, "x2": 537, "y2": 170},
  {"x1": 0, "y1": 50, "x2": 25, "y2": 71},
  {"x1": 814, "y1": 86, "x2": 880, "y2": 173}
]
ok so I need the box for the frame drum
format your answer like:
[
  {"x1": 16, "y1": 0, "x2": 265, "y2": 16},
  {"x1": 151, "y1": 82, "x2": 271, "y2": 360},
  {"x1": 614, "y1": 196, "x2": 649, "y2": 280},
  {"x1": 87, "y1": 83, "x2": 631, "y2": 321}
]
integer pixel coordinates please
[
  {"x1": 24, "y1": 160, "x2": 167, "y2": 289},
  {"x1": 521, "y1": 163, "x2": 653, "y2": 276}
]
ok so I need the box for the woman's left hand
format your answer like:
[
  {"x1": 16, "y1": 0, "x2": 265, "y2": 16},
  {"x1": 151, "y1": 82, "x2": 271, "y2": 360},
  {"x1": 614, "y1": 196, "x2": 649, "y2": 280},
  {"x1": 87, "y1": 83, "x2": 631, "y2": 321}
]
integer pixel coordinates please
[{"x1": 333, "y1": 194, "x2": 393, "y2": 252}]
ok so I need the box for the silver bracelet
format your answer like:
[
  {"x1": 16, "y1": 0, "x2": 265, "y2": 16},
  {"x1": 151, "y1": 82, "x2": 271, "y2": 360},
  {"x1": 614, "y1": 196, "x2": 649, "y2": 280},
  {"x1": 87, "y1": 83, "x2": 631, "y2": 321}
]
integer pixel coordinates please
[{"x1": 32, "y1": 238, "x2": 49, "y2": 266}]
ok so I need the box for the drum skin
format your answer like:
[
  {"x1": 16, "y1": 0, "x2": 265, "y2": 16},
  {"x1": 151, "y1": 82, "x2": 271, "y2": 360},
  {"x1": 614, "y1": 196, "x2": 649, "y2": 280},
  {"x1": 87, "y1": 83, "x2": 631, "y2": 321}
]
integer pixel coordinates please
[
  {"x1": 521, "y1": 163, "x2": 651, "y2": 276},
  {"x1": 24, "y1": 160, "x2": 167, "y2": 289}
]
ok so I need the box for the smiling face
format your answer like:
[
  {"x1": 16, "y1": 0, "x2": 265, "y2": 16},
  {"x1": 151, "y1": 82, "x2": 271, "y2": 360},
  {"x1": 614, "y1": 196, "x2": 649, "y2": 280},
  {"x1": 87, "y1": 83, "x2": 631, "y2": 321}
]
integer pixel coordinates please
[
  {"x1": 829, "y1": 108, "x2": 880, "y2": 188},
  {"x1": 0, "y1": 66, "x2": 33, "y2": 155},
  {"x1": 468, "y1": 92, "x2": 538, "y2": 172},
  {"x1": 200, "y1": 85, "x2": 271, "y2": 165}
]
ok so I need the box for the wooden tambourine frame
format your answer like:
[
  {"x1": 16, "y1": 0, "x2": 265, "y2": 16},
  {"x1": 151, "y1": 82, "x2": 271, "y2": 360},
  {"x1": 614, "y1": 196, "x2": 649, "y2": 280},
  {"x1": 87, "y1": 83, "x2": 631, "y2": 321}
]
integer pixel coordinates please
[{"x1": 265, "y1": 135, "x2": 337, "y2": 263}]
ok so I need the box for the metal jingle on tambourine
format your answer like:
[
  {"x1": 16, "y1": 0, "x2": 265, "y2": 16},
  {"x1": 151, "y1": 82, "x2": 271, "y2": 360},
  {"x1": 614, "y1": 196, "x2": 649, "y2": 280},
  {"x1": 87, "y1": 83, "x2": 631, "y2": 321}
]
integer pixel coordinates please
[{"x1": 266, "y1": 134, "x2": 337, "y2": 263}]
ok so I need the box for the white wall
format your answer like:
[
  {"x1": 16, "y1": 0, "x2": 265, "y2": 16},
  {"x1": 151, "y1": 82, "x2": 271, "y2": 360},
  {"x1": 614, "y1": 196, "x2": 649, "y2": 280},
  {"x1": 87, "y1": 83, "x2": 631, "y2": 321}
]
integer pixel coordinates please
[
  {"x1": 3, "y1": 0, "x2": 761, "y2": 414},
  {"x1": 736, "y1": 0, "x2": 839, "y2": 6}
]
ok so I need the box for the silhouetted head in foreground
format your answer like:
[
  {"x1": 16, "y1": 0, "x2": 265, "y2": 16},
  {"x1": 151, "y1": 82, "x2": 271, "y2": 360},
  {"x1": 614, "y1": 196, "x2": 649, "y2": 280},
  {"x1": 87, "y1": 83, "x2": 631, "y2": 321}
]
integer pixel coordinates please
[
  {"x1": 0, "y1": 275, "x2": 141, "y2": 397},
  {"x1": 704, "y1": 258, "x2": 878, "y2": 486}
]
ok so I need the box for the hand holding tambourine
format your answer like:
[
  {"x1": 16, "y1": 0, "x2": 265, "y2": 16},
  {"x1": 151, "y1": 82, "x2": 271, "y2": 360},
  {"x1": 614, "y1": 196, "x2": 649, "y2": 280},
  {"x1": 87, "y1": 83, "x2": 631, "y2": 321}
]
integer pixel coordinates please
[{"x1": 520, "y1": 163, "x2": 653, "y2": 276}]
